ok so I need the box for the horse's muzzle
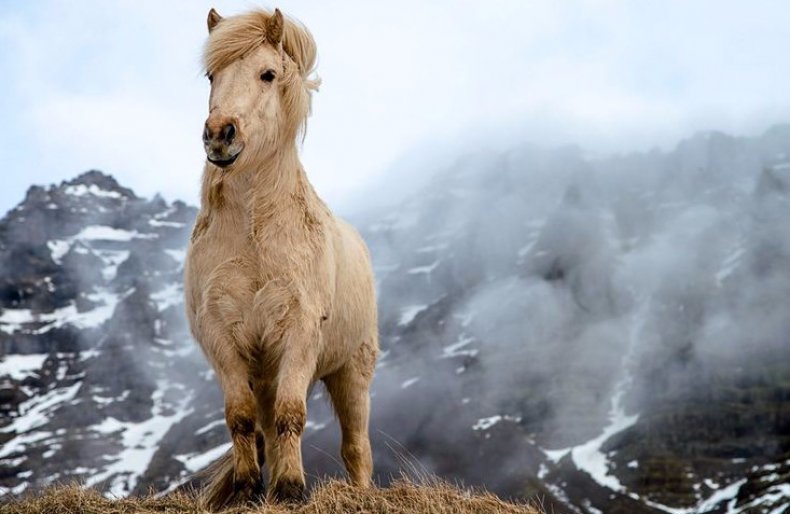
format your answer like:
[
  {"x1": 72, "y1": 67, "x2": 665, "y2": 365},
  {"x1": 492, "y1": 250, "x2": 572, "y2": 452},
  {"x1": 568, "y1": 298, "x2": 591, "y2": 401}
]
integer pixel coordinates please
[
  {"x1": 207, "y1": 152, "x2": 240, "y2": 168},
  {"x1": 203, "y1": 116, "x2": 243, "y2": 168}
]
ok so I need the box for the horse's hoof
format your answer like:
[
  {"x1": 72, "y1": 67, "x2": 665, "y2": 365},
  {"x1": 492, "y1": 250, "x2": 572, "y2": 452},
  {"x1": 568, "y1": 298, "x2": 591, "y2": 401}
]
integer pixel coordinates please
[
  {"x1": 251, "y1": 478, "x2": 265, "y2": 501},
  {"x1": 271, "y1": 478, "x2": 306, "y2": 503},
  {"x1": 233, "y1": 474, "x2": 265, "y2": 505}
]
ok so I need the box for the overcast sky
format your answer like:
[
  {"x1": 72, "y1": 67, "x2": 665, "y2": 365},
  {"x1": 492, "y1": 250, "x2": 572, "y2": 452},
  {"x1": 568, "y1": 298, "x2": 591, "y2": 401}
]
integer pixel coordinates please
[{"x1": 1, "y1": 1, "x2": 789, "y2": 215}]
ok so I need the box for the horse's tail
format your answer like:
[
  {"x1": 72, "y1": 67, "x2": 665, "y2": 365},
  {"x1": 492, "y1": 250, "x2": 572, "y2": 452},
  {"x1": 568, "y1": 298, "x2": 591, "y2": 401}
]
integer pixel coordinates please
[{"x1": 198, "y1": 449, "x2": 236, "y2": 511}]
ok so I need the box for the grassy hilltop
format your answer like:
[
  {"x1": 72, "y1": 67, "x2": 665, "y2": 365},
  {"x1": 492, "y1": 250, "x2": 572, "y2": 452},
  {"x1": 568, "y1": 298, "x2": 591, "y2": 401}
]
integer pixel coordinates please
[{"x1": 2, "y1": 480, "x2": 540, "y2": 514}]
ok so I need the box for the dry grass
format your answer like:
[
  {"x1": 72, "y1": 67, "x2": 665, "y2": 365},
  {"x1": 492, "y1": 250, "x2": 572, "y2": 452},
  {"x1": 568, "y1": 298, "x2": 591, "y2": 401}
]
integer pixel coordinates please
[{"x1": 2, "y1": 480, "x2": 540, "y2": 514}]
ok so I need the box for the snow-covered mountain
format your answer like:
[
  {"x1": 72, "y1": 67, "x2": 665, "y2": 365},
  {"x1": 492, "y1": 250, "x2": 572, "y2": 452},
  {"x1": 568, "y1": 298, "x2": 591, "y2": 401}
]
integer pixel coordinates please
[
  {"x1": 0, "y1": 171, "x2": 203, "y2": 496},
  {"x1": 1, "y1": 127, "x2": 789, "y2": 513}
]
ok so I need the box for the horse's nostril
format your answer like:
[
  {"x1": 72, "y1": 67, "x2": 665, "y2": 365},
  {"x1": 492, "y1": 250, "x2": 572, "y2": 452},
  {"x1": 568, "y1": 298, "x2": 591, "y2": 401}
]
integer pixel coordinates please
[
  {"x1": 203, "y1": 125, "x2": 211, "y2": 144},
  {"x1": 221, "y1": 123, "x2": 236, "y2": 145}
]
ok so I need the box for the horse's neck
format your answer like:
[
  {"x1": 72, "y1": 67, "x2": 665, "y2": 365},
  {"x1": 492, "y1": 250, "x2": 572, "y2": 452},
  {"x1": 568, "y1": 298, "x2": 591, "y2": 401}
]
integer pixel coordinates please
[
  {"x1": 249, "y1": 145, "x2": 302, "y2": 211},
  {"x1": 246, "y1": 145, "x2": 325, "y2": 241},
  {"x1": 201, "y1": 144, "x2": 322, "y2": 242}
]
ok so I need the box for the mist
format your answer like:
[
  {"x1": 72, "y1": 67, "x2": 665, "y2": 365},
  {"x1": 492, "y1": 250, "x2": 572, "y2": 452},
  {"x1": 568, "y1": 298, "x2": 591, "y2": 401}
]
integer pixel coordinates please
[{"x1": 309, "y1": 125, "x2": 790, "y2": 499}]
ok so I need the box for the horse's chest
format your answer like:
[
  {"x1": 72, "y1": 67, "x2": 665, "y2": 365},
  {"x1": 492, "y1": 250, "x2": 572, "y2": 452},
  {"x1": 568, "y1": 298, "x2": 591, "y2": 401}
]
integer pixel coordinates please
[
  {"x1": 190, "y1": 229, "x2": 248, "y2": 276},
  {"x1": 186, "y1": 215, "x2": 252, "y2": 303}
]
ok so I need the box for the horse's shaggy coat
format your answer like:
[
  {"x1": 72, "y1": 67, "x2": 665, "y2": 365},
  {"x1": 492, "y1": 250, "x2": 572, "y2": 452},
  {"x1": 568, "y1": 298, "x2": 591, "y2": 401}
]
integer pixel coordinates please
[{"x1": 184, "y1": 8, "x2": 378, "y2": 510}]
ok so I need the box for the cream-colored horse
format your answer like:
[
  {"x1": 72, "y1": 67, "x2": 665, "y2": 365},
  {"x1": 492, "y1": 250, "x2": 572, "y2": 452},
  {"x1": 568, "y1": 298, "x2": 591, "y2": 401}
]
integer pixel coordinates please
[{"x1": 184, "y1": 7, "x2": 378, "y2": 509}]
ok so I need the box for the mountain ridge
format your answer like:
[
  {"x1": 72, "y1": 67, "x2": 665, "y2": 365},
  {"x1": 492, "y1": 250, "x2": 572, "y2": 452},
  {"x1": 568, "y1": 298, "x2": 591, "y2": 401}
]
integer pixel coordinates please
[{"x1": 1, "y1": 126, "x2": 789, "y2": 513}]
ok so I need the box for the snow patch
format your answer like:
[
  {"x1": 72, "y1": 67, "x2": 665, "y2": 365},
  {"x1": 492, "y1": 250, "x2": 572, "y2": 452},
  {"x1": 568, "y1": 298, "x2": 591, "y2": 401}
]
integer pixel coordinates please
[
  {"x1": 73, "y1": 225, "x2": 157, "y2": 242},
  {"x1": 64, "y1": 184, "x2": 123, "y2": 199},
  {"x1": 0, "y1": 430, "x2": 52, "y2": 460},
  {"x1": 0, "y1": 354, "x2": 49, "y2": 381},
  {"x1": 175, "y1": 442, "x2": 231, "y2": 474},
  {"x1": 697, "y1": 479, "x2": 746, "y2": 513},
  {"x1": 401, "y1": 377, "x2": 420, "y2": 389},
  {"x1": 0, "y1": 383, "x2": 81, "y2": 437},
  {"x1": 165, "y1": 249, "x2": 186, "y2": 263},
  {"x1": 442, "y1": 334, "x2": 478, "y2": 358},
  {"x1": 149, "y1": 219, "x2": 185, "y2": 228},
  {"x1": 47, "y1": 240, "x2": 71, "y2": 263},
  {"x1": 569, "y1": 390, "x2": 638, "y2": 492},
  {"x1": 0, "y1": 289, "x2": 121, "y2": 335},
  {"x1": 415, "y1": 243, "x2": 449, "y2": 253},
  {"x1": 399, "y1": 304, "x2": 427, "y2": 326},
  {"x1": 544, "y1": 387, "x2": 638, "y2": 493},
  {"x1": 407, "y1": 260, "x2": 440, "y2": 275},
  {"x1": 472, "y1": 414, "x2": 521, "y2": 431},
  {"x1": 194, "y1": 418, "x2": 225, "y2": 436},
  {"x1": 544, "y1": 448, "x2": 570, "y2": 463},
  {"x1": 716, "y1": 245, "x2": 746, "y2": 286},
  {"x1": 151, "y1": 283, "x2": 183, "y2": 312},
  {"x1": 93, "y1": 249, "x2": 130, "y2": 281},
  {"x1": 85, "y1": 381, "x2": 194, "y2": 497}
]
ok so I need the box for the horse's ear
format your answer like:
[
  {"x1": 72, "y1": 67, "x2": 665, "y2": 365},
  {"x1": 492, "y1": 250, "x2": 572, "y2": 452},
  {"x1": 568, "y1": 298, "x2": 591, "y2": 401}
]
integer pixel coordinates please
[
  {"x1": 207, "y1": 8, "x2": 223, "y2": 33},
  {"x1": 266, "y1": 8, "x2": 284, "y2": 45}
]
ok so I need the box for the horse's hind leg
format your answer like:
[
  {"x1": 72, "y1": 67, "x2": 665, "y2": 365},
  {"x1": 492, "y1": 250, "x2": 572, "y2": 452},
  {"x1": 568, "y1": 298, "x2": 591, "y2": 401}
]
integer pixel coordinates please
[{"x1": 324, "y1": 339, "x2": 377, "y2": 487}]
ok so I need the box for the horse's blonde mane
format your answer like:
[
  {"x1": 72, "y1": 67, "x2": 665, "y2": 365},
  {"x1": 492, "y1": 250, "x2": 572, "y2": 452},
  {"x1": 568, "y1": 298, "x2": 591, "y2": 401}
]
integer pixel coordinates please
[
  {"x1": 203, "y1": 9, "x2": 320, "y2": 139},
  {"x1": 204, "y1": 9, "x2": 318, "y2": 81}
]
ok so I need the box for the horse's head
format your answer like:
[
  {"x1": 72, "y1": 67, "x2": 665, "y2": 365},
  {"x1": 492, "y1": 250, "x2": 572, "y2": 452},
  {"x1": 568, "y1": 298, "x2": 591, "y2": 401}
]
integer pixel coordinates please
[{"x1": 202, "y1": 8, "x2": 318, "y2": 170}]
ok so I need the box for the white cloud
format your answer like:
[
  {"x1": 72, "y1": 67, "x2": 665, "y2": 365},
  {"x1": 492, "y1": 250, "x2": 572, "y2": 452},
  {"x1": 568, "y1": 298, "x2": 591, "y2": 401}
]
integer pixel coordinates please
[{"x1": 1, "y1": 1, "x2": 789, "y2": 214}]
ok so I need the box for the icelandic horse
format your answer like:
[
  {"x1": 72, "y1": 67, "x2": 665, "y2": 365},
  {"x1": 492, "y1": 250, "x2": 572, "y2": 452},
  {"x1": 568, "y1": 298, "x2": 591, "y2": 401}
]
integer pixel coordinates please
[{"x1": 184, "y1": 7, "x2": 378, "y2": 509}]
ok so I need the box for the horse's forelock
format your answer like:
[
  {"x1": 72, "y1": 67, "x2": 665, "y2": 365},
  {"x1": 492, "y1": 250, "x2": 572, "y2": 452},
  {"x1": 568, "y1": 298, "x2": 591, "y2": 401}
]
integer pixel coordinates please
[{"x1": 203, "y1": 9, "x2": 317, "y2": 84}]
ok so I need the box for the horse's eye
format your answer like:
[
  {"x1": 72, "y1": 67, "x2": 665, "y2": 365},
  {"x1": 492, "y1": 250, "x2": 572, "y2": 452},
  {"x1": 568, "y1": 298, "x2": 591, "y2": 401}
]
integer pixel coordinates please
[{"x1": 260, "y1": 70, "x2": 276, "y2": 83}]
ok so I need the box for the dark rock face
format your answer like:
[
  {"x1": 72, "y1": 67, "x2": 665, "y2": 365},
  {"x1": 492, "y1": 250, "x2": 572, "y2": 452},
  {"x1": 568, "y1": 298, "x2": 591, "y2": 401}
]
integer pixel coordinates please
[
  {"x1": 0, "y1": 170, "x2": 201, "y2": 496},
  {"x1": 1, "y1": 125, "x2": 790, "y2": 513}
]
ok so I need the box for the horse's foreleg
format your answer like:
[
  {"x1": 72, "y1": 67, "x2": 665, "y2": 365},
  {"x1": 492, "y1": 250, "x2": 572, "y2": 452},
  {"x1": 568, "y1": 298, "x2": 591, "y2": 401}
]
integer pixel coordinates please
[
  {"x1": 324, "y1": 339, "x2": 377, "y2": 487},
  {"x1": 266, "y1": 324, "x2": 319, "y2": 502},
  {"x1": 199, "y1": 336, "x2": 262, "y2": 507},
  {"x1": 222, "y1": 357, "x2": 261, "y2": 491},
  {"x1": 198, "y1": 263, "x2": 263, "y2": 507}
]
